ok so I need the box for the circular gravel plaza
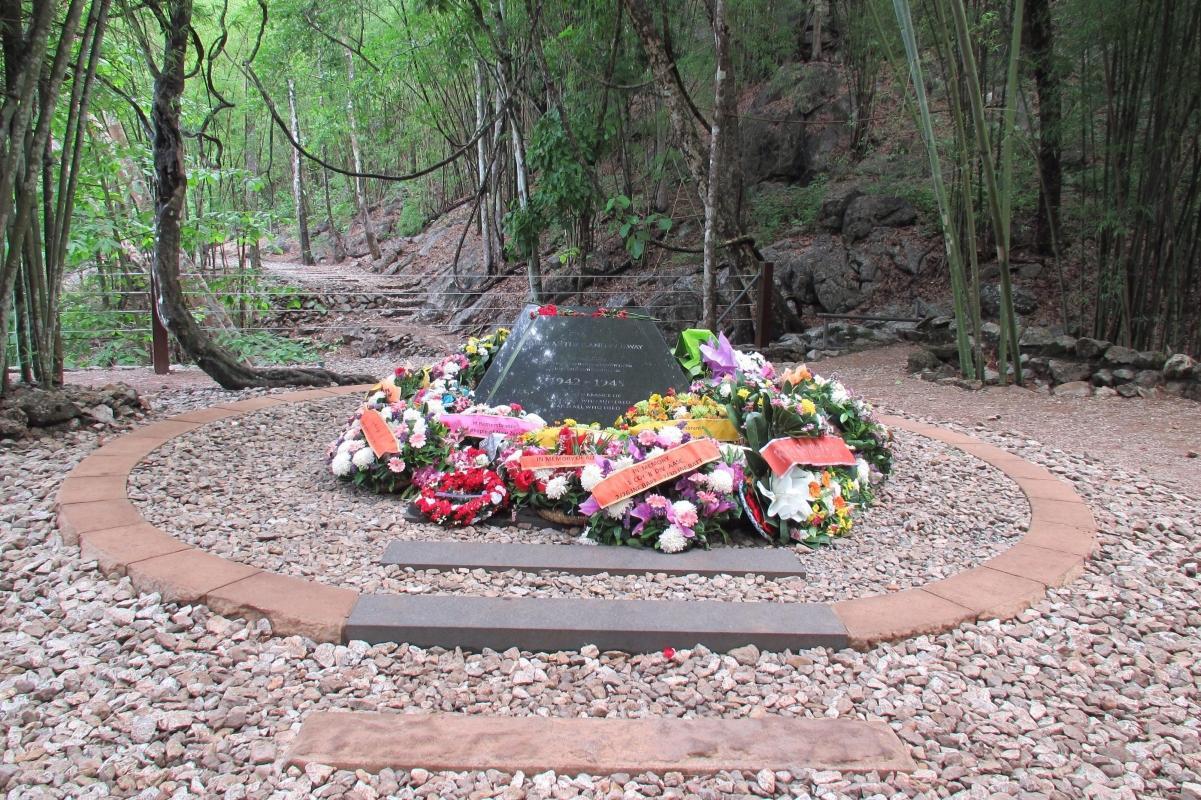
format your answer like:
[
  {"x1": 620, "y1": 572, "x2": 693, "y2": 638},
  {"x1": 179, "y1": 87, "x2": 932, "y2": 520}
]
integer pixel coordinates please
[
  {"x1": 4, "y1": 348, "x2": 1199, "y2": 799},
  {"x1": 127, "y1": 393, "x2": 1028, "y2": 602}
]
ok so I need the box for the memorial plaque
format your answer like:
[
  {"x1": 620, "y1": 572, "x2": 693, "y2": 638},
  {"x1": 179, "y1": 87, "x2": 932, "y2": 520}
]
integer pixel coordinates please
[{"x1": 474, "y1": 305, "x2": 690, "y2": 425}]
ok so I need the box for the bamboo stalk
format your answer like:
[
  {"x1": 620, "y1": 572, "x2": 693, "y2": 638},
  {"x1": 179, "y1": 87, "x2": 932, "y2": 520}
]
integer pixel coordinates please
[
  {"x1": 947, "y1": 0, "x2": 1024, "y2": 385},
  {"x1": 890, "y1": 0, "x2": 975, "y2": 377}
]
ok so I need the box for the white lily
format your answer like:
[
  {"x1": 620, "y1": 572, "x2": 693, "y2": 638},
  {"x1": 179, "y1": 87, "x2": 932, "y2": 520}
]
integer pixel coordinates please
[{"x1": 757, "y1": 466, "x2": 819, "y2": 522}]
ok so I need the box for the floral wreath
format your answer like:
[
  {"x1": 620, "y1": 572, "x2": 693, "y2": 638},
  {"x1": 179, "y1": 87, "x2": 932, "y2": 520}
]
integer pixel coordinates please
[
  {"x1": 414, "y1": 468, "x2": 509, "y2": 526},
  {"x1": 329, "y1": 317, "x2": 894, "y2": 553}
]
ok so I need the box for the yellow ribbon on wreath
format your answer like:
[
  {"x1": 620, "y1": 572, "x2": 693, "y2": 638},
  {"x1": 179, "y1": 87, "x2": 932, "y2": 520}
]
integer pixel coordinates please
[{"x1": 628, "y1": 417, "x2": 741, "y2": 442}]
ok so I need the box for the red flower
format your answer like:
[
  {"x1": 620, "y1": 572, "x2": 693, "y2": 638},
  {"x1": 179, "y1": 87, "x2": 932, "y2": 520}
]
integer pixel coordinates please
[
  {"x1": 512, "y1": 470, "x2": 535, "y2": 492},
  {"x1": 663, "y1": 646, "x2": 676, "y2": 659},
  {"x1": 538, "y1": 304, "x2": 559, "y2": 316},
  {"x1": 617, "y1": 310, "x2": 628, "y2": 319}
]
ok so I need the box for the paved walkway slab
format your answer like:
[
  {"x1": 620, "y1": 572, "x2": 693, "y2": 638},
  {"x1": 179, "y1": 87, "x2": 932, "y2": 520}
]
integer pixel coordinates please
[
  {"x1": 286, "y1": 711, "x2": 915, "y2": 775},
  {"x1": 345, "y1": 594, "x2": 847, "y2": 651},
  {"x1": 379, "y1": 540, "x2": 806, "y2": 577}
]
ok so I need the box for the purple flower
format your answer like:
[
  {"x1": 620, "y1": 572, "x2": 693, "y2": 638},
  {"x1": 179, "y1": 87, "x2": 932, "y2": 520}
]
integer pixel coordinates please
[
  {"x1": 579, "y1": 496, "x2": 601, "y2": 516},
  {"x1": 630, "y1": 501, "x2": 655, "y2": 535},
  {"x1": 699, "y1": 333, "x2": 738, "y2": 378}
]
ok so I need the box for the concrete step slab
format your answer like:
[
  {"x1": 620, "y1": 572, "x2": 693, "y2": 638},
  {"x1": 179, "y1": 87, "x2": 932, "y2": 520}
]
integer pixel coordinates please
[
  {"x1": 286, "y1": 711, "x2": 915, "y2": 775},
  {"x1": 379, "y1": 540, "x2": 806, "y2": 577},
  {"x1": 345, "y1": 593, "x2": 847, "y2": 652}
]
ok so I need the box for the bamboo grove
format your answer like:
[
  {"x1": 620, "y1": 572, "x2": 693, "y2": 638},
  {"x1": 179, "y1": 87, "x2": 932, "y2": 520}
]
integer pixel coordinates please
[{"x1": 1, "y1": 0, "x2": 1199, "y2": 393}]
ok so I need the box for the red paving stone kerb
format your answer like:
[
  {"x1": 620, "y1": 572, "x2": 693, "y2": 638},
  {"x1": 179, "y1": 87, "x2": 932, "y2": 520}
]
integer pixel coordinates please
[{"x1": 55, "y1": 388, "x2": 1098, "y2": 649}]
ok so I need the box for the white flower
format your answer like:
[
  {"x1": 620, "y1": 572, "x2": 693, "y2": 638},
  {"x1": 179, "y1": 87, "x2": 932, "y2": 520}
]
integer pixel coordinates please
[
  {"x1": 706, "y1": 468, "x2": 734, "y2": 495},
  {"x1": 346, "y1": 439, "x2": 366, "y2": 453},
  {"x1": 525, "y1": 413, "x2": 546, "y2": 428},
  {"x1": 412, "y1": 418, "x2": 427, "y2": 436},
  {"x1": 534, "y1": 469, "x2": 553, "y2": 481},
  {"x1": 757, "y1": 466, "x2": 818, "y2": 523},
  {"x1": 647, "y1": 447, "x2": 665, "y2": 459},
  {"x1": 580, "y1": 464, "x2": 604, "y2": 492},
  {"x1": 352, "y1": 447, "x2": 376, "y2": 470},
  {"x1": 813, "y1": 375, "x2": 828, "y2": 386},
  {"x1": 330, "y1": 453, "x2": 353, "y2": 476},
  {"x1": 474, "y1": 454, "x2": 491, "y2": 467},
  {"x1": 671, "y1": 500, "x2": 698, "y2": 526},
  {"x1": 719, "y1": 382, "x2": 732, "y2": 398},
  {"x1": 443, "y1": 362, "x2": 460, "y2": 375},
  {"x1": 379, "y1": 408, "x2": 394, "y2": 422},
  {"x1": 605, "y1": 498, "x2": 632, "y2": 520},
  {"x1": 720, "y1": 443, "x2": 745, "y2": 462},
  {"x1": 545, "y1": 475, "x2": 569, "y2": 500},
  {"x1": 855, "y1": 458, "x2": 870, "y2": 484},
  {"x1": 425, "y1": 398, "x2": 444, "y2": 416},
  {"x1": 830, "y1": 381, "x2": 850, "y2": 404},
  {"x1": 658, "y1": 525, "x2": 688, "y2": 554},
  {"x1": 614, "y1": 456, "x2": 635, "y2": 470},
  {"x1": 403, "y1": 408, "x2": 421, "y2": 423},
  {"x1": 657, "y1": 426, "x2": 684, "y2": 445},
  {"x1": 735, "y1": 350, "x2": 763, "y2": 374},
  {"x1": 672, "y1": 405, "x2": 690, "y2": 419}
]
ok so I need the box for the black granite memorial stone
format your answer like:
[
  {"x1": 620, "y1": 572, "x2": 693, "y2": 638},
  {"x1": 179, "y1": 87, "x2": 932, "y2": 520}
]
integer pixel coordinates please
[{"x1": 474, "y1": 306, "x2": 690, "y2": 425}]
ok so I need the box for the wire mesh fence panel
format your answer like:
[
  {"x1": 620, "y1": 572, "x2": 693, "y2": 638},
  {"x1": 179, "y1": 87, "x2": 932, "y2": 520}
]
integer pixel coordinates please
[{"x1": 50, "y1": 258, "x2": 773, "y2": 370}]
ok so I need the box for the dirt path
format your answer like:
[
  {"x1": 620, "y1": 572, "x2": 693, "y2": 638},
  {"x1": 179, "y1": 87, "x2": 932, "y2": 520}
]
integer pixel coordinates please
[
  {"x1": 812, "y1": 344, "x2": 1201, "y2": 490},
  {"x1": 260, "y1": 257, "x2": 418, "y2": 293}
]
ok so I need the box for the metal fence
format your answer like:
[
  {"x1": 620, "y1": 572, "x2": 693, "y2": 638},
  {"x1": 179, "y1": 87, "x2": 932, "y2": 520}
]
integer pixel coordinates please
[{"x1": 50, "y1": 259, "x2": 775, "y2": 373}]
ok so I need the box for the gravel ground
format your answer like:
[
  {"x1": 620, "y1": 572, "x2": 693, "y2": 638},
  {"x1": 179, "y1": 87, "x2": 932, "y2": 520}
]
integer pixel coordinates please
[
  {"x1": 2, "y1": 356, "x2": 1199, "y2": 798},
  {"x1": 127, "y1": 394, "x2": 1026, "y2": 602}
]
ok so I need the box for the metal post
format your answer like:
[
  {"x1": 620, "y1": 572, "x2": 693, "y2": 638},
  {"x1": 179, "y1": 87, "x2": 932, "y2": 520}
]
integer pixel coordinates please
[
  {"x1": 754, "y1": 260, "x2": 774, "y2": 349},
  {"x1": 149, "y1": 272, "x2": 170, "y2": 375}
]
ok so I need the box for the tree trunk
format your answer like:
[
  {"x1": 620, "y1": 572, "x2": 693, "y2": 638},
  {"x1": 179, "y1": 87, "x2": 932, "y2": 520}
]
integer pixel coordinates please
[
  {"x1": 811, "y1": 0, "x2": 823, "y2": 61},
  {"x1": 1024, "y1": 0, "x2": 1061, "y2": 255},
  {"x1": 148, "y1": 0, "x2": 369, "y2": 390},
  {"x1": 475, "y1": 59, "x2": 495, "y2": 274},
  {"x1": 321, "y1": 164, "x2": 346, "y2": 262},
  {"x1": 287, "y1": 76, "x2": 315, "y2": 266},
  {"x1": 243, "y1": 83, "x2": 262, "y2": 271},
  {"x1": 509, "y1": 103, "x2": 542, "y2": 301},
  {"x1": 345, "y1": 48, "x2": 381, "y2": 260},
  {"x1": 0, "y1": 0, "x2": 88, "y2": 393},
  {"x1": 624, "y1": 0, "x2": 759, "y2": 334},
  {"x1": 701, "y1": 0, "x2": 734, "y2": 331}
]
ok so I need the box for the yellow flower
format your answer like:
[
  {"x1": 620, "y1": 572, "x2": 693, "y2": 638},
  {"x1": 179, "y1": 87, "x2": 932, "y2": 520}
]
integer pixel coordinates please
[
  {"x1": 737, "y1": 388, "x2": 750, "y2": 399},
  {"x1": 563, "y1": 418, "x2": 577, "y2": 427},
  {"x1": 465, "y1": 345, "x2": 478, "y2": 355},
  {"x1": 800, "y1": 398, "x2": 816, "y2": 416}
]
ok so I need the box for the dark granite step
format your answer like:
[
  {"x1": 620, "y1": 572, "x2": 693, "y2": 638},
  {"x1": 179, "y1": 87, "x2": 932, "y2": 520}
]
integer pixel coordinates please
[
  {"x1": 344, "y1": 594, "x2": 848, "y2": 652},
  {"x1": 379, "y1": 540, "x2": 806, "y2": 577}
]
